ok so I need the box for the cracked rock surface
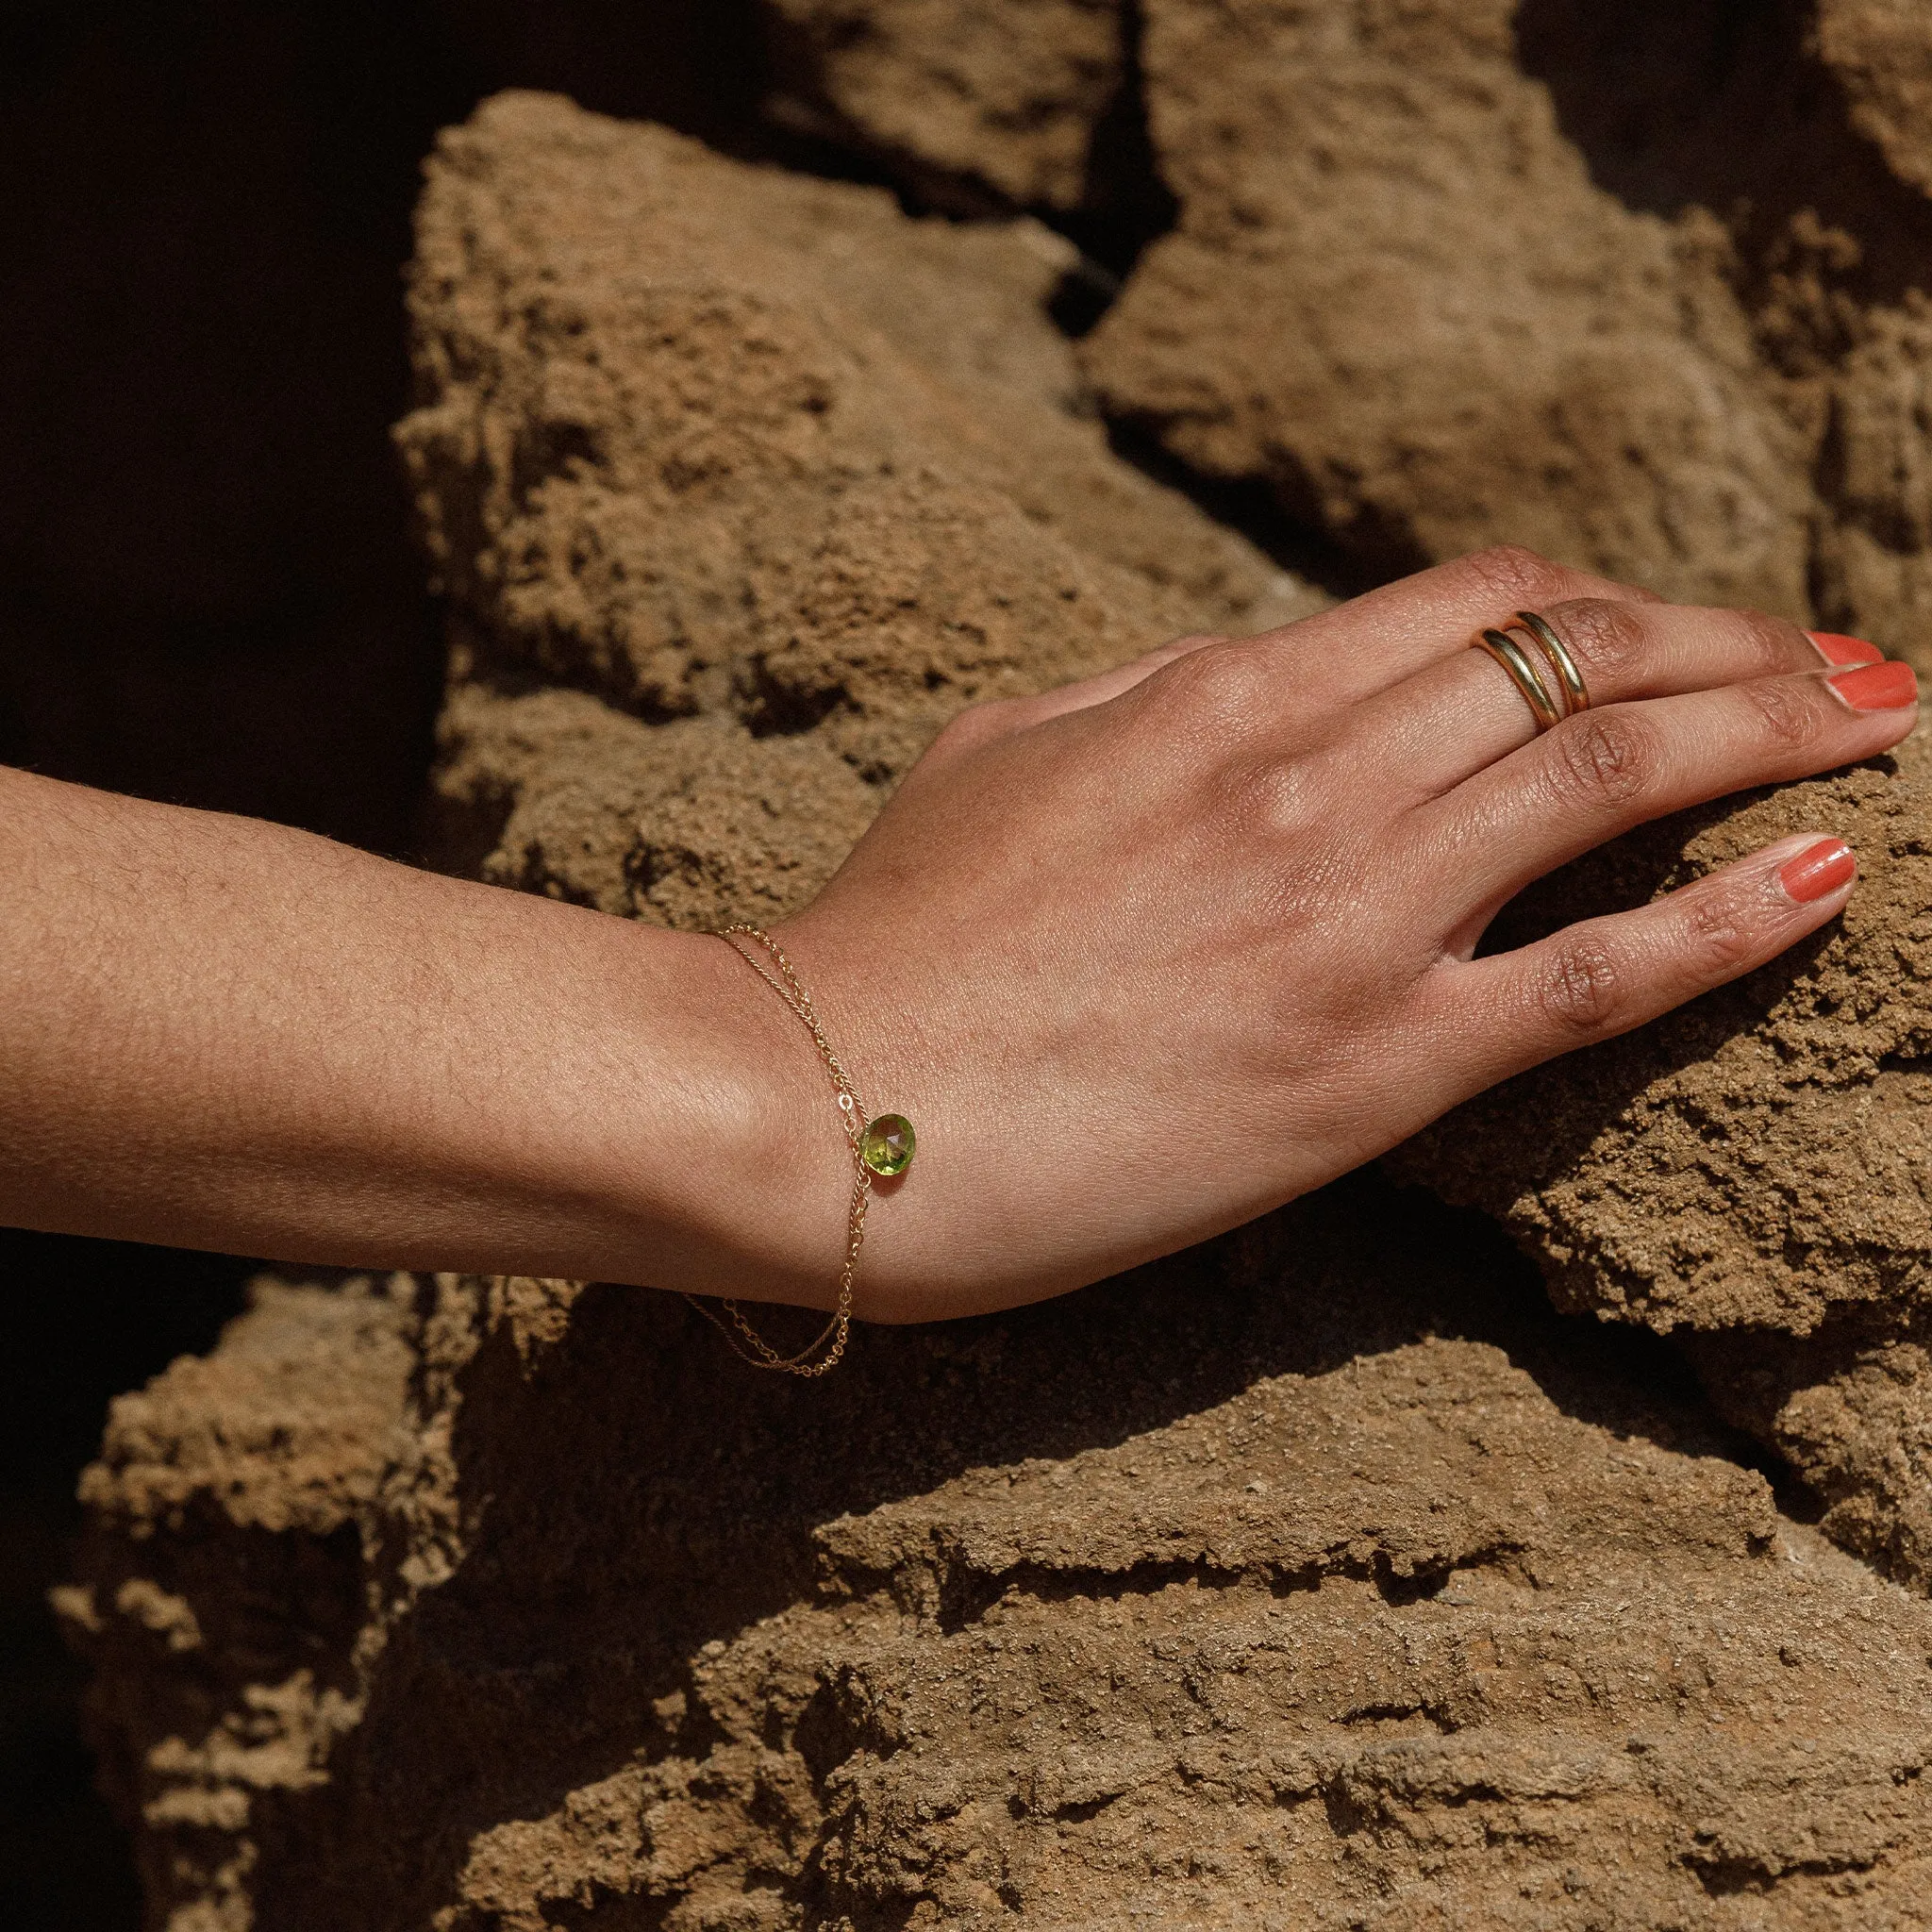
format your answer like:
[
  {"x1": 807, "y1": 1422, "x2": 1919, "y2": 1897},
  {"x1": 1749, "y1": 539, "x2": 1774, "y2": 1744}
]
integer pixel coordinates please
[
  {"x1": 774, "y1": 0, "x2": 1932, "y2": 661},
  {"x1": 1399, "y1": 731, "x2": 1932, "y2": 1594},
  {"x1": 402, "y1": 92, "x2": 1318, "y2": 922},
  {"x1": 62, "y1": 82, "x2": 1932, "y2": 1932},
  {"x1": 61, "y1": 1187, "x2": 1932, "y2": 1928}
]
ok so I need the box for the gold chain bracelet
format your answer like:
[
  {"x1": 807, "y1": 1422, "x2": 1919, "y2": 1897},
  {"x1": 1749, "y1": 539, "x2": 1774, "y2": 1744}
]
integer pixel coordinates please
[{"x1": 684, "y1": 924, "x2": 915, "y2": 1376}]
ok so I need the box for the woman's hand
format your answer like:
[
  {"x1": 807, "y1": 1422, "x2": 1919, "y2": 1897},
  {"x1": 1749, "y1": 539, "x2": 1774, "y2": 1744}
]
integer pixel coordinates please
[
  {"x1": 776, "y1": 547, "x2": 1918, "y2": 1321},
  {"x1": 0, "y1": 546, "x2": 1911, "y2": 1322}
]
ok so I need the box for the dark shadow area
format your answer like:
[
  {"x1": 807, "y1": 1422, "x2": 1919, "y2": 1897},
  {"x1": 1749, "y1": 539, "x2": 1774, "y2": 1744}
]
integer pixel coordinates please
[
  {"x1": 0, "y1": 0, "x2": 453, "y2": 853},
  {"x1": 441, "y1": 0, "x2": 907, "y2": 190},
  {"x1": 0, "y1": 0, "x2": 812, "y2": 854},
  {"x1": 1105, "y1": 420, "x2": 1407, "y2": 604},
  {"x1": 1054, "y1": 0, "x2": 1178, "y2": 287},
  {"x1": 0, "y1": 1232, "x2": 254, "y2": 1932},
  {"x1": 1517, "y1": 0, "x2": 1932, "y2": 367},
  {"x1": 0, "y1": 6, "x2": 820, "y2": 1924},
  {"x1": 243, "y1": 1167, "x2": 1786, "y2": 1928}
]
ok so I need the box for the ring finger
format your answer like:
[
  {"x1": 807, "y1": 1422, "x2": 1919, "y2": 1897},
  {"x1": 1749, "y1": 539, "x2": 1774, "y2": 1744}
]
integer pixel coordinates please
[{"x1": 1354, "y1": 598, "x2": 1883, "y2": 801}]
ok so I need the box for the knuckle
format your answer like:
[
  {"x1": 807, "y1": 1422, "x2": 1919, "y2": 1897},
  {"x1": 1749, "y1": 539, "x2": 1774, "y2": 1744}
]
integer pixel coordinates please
[
  {"x1": 1536, "y1": 937, "x2": 1626, "y2": 1038},
  {"x1": 930, "y1": 695, "x2": 1015, "y2": 757},
  {"x1": 1678, "y1": 879, "x2": 1760, "y2": 979},
  {"x1": 1155, "y1": 638, "x2": 1274, "y2": 723},
  {"x1": 1217, "y1": 752, "x2": 1323, "y2": 841},
  {"x1": 1158, "y1": 632, "x2": 1229, "y2": 658},
  {"x1": 1543, "y1": 597, "x2": 1646, "y2": 686},
  {"x1": 1545, "y1": 711, "x2": 1656, "y2": 810},
  {"x1": 1739, "y1": 674, "x2": 1824, "y2": 754},
  {"x1": 931, "y1": 701, "x2": 992, "y2": 748},
  {"x1": 1732, "y1": 607, "x2": 1811, "y2": 676},
  {"x1": 1462, "y1": 543, "x2": 1573, "y2": 607}
]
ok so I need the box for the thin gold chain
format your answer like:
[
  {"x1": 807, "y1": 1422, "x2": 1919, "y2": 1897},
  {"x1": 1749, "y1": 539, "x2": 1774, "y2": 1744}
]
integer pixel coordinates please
[{"x1": 684, "y1": 924, "x2": 869, "y2": 1375}]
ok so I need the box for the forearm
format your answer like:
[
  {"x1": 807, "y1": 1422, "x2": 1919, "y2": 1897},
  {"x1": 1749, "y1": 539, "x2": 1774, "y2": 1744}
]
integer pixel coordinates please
[
  {"x1": 0, "y1": 767, "x2": 842, "y2": 1299},
  {"x1": 5, "y1": 550, "x2": 1909, "y2": 1333}
]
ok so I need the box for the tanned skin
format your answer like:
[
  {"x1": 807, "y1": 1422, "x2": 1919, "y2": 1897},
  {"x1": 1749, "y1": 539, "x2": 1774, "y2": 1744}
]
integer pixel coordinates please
[{"x1": 0, "y1": 548, "x2": 1915, "y2": 1322}]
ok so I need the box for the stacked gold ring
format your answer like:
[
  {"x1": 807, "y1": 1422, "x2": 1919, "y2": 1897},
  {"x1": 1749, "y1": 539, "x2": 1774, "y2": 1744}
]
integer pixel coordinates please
[{"x1": 1473, "y1": 608, "x2": 1591, "y2": 732}]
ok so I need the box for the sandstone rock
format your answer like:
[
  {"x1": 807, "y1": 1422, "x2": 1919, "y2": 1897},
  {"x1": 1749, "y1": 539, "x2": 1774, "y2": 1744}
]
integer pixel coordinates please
[
  {"x1": 1682, "y1": 1313, "x2": 1932, "y2": 1597},
  {"x1": 62, "y1": 1182, "x2": 1932, "y2": 1927},
  {"x1": 68, "y1": 77, "x2": 1932, "y2": 1927},
  {"x1": 1819, "y1": 0, "x2": 1932, "y2": 200},
  {"x1": 397, "y1": 92, "x2": 1318, "y2": 898},
  {"x1": 758, "y1": 3, "x2": 1932, "y2": 656},
  {"x1": 1063, "y1": 0, "x2": 1932, "y2": 657},
  {"x1": 57, "y1": 1277, "x2": 420, "y2": 1922},
  {"x1": 1812, "y1": 306, "x2": 1932, "y2": 662},
  {"x1": 1404, "y1": 732, "x2": 1932, "y2": 1341},
  {"x1": 432, "y1": 677, "x2": 878, "y2": 925},
  {"x1": 764, "y1": 0, "x2": 1125, "y2": 212},
  {"x1": 1396, "y1": 728, "x2": 1932, "y2": 1584},
  {"x1": 1082, "y1": 0, "x2": 1817, "y2": 611}
]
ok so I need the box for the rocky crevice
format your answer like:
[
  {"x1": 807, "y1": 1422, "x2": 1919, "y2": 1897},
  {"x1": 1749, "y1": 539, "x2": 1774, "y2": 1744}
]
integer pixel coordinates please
[
  {"x1": 59, "y1": 12, "x2": 1932, "y2": 1924},
  {"x1": 773, "y1": 0, "x2": 1932, "y2": 639},
  {"x1": 66, "y1": 1162, "x2": 1932, "y2": 1924}
]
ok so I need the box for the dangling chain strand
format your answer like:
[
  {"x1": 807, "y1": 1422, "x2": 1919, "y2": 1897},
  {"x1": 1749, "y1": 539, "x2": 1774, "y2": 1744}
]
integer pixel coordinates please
[{"x1": 683, "y1": 924, "x2": 871, "y2": 1375}]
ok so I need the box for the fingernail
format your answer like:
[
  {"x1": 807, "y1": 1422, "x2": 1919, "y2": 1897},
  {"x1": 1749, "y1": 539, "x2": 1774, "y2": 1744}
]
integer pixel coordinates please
[
  {"x1": 1807, "y1": 630, "x2": 1886, "y2": 667},
  {"x1": 1826, "y1": 659, "x2": 1919, "y2": 710},
  {"x1": 1779, "y1": 838, "x2": 1857, "y2": 904}
]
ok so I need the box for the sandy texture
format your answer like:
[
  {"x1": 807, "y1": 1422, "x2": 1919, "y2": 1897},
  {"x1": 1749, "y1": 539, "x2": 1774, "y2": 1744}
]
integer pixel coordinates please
[
  {"x1": 1087, "y1": 0, "x2": 1819, "y2": 612},
  {"x1": 764, "y1": 0, "x2": 1125, "y2": 212},
  {"x1": 770, "y1": 0, "x2": 1932, "y2": 658},
  {"x1": 1403, "y1": 735, "x2": 1932, "y2": 1341},
  {"x1": 54, "y1": 1280, "x2": 420, "y2": 1924},
  {"x1": 64, "y1": 81, "x2": 1932, "y2": 1930},
  {"x1": 60, "y1": 1185, "x2": 1932, "y2": 1929},
  {"x1": 1090, "y1": 0, "x2": 1807, "y2": 610},
  {"x1": 1684, "y1": 1316, "x2": 1932, "y2": 1602},
  {"x1": 1820, "y1": 0, "x2": 1932, "y2": 199},
  {"x1": 1399, "y1": 728, "x2": 1932, "y2": 1592},
  {"x1": 398, "y1": 92, "x2": 1319, "y2": 921}
]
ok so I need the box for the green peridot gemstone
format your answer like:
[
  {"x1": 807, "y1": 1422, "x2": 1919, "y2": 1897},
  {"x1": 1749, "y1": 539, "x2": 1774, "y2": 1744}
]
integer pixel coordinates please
[{"x1": 860, "y1": 1112, "x2": 915, "y2": 1177}]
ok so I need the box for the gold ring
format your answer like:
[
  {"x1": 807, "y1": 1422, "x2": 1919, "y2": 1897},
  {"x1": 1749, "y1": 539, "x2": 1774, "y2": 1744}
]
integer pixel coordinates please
[
  {"x1": 1474, "y1": 626, "x2": 1564, "y2": 731},
  {"x1": 1513, "y1": 608, "x2": 1590, "y2": 716},
  {"x1": 1470, "y1": 609, "x2": 1591, "y2": 732}
]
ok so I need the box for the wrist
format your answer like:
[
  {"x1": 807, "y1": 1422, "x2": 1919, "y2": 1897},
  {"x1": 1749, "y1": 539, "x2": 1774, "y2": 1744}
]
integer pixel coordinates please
[{"x1": 576, "y1": 920, "x2": 853, "y2": 1310}]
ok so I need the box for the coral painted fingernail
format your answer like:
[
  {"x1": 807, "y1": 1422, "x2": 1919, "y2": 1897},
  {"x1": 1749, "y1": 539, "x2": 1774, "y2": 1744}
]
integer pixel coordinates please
[
  {"x1": 1826, "y1": 660, "x2": 1919, "y2": 710},
  {"x1": 1807, "y1": 631, "x2": 1885, "y2": 667},
  {"x1": 1779, "y1": 838, "x2": 1857, "y2": 904}
]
